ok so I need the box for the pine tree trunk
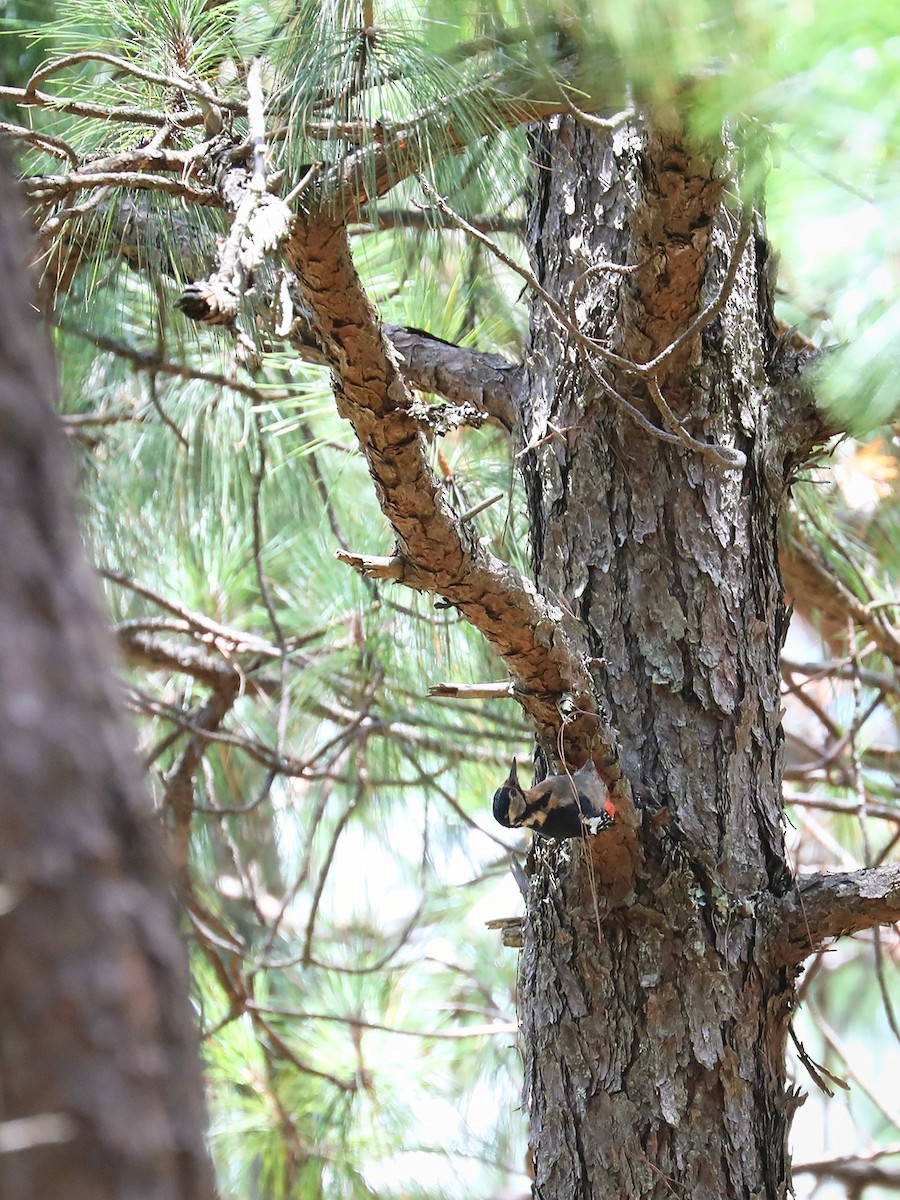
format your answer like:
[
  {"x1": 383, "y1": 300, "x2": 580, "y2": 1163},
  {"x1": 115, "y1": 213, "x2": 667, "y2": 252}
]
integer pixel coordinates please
[
  {"x1": 0, "y1": 157, "x2": 214, "y2": 1200},
  {"x1": 519, "y1": 117, "x2": 798, "y2": 1200}
]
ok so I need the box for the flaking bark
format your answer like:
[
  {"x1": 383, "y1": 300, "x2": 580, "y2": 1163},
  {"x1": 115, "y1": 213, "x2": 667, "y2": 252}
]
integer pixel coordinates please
[
  {"x1": 774, "y1": 863, "x2": 900, "y2": 965},
  {"x1": 519, "y1": 115, "x2": 796, "y2": 1200}
]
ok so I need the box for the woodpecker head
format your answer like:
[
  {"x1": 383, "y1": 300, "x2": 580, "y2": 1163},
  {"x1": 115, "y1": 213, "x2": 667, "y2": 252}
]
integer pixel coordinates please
[
  {"x1": 492, "y1": 758, "x2": 527, "y2": 828},
  {"x1": 492, "y1": 758, "x2": 617, "y2": 839}
]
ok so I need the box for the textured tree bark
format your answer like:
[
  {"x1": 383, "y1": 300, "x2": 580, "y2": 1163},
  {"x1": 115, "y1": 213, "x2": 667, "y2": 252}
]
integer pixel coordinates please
[
  {"x1": 284, "y1": 213, "x2": 620, "y2": 764},
  {"x1": 518, "y1": 117, "x2": 801, "y2": 1200},
  {"x1": 0, "y1": 158, "x2": 214, "y2": 1200}
]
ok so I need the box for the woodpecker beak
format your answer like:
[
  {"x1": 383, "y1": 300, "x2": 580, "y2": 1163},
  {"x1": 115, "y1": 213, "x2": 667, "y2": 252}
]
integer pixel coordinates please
[{"x1": 504, "y1": 759, "x2": 520, "y2": 790}]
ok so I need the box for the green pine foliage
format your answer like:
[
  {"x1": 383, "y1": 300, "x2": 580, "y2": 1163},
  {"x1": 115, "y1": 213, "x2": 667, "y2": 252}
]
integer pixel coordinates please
[{"x1": 3, "y1": 0, "x2": 898, "y2": 1194}]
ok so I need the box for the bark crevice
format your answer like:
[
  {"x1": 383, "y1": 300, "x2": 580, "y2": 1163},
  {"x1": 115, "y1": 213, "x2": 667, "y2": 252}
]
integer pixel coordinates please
[{"x1": 519, "y1": 114, "x2": 796, "y2": 1200}]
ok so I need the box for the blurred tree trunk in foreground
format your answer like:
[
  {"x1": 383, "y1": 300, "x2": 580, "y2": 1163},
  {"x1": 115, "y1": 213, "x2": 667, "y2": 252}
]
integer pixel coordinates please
[{"x1": 0, "y1": 155, "x2": 214, "y2": 1200}]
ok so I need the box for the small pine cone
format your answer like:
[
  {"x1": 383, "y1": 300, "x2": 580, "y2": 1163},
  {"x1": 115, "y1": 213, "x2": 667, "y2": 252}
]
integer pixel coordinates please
[{"x1": 176, "y1": 278, "x2": 238, "y2": 325}]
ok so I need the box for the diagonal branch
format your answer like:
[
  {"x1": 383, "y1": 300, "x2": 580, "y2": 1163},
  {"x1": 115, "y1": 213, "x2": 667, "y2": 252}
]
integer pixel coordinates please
[
  {"x1": 117, "y1": 628, "x2": 279, "y2": 695},
  {"x1": 793, "y1": 1145, "x2": 900, "y2": 1193},
  {"x1": 24, "y1": 170, "x2": 218, "y2": 206},
  {"x1": 50, "y1": 196, "x2": 521, "y2": 426},
  {"x1": 283, "y1": 211, "x2": 640, "y2": 861},
  {"x1": 323, "y1": 92, "x2": 570, "y2": 217},
  {"x1": 774, "y1": 862, "x2": 900, "y2": 965},
  {"x1": 24, "y1": 51, "x2": 245, "y2": 116},
  {"x1": 781, "y1": 520, "x2": 900, "y2": 668}
]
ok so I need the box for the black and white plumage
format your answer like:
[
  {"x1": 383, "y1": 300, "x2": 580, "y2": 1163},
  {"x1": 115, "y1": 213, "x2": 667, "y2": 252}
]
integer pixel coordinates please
[{"x1": 492, "y1": 759, "x2": 616, "y2": 839}]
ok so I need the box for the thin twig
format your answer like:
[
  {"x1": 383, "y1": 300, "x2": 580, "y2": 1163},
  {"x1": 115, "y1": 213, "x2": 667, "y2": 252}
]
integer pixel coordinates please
[
  {"x1": 59, "y1": 323, "x2": 285, "y2": 403},
  {"x1": 457, "y1": 491, "x2": 505, "y2": 522},
  {"x1": 785, "y1": 691, "x2": 884, "y2": 777},
  {"x1": 101, "y1": 567, "x2": 282, "y2": 653},
  {"x1": 38, "y1": 185, "x2": 112, "y2": 240},
  {"x1": 162, "y1": 682, "x2": 241, "y2": 884},
  {"x1": 249, "y1": 409, "x2": 288, "y2": 813},
  {"x1": 24, "y1": 50, "x2": 245, "y2": 112},
  {"x1": 299, "y1": 771, "x2": 367, "y2": 964},
  {"x1": 397, "y1": 744, "x2": 514, "y2": 851},
  {"x1": 809, "y1": 1002, "x2": 900, "y2": 1131},
  {"x1": 130, "y1": 690, "x2": 353, "y2": 781},
  {"x1": 848, "y1": 617, "x2": 873, "y2": 867},
  {"x1": 258, "y1": 753, "x2": 348, "y2": 957},
  {"x1": 788, "y1": 1023, "x2": 847, "y2": 1097},
  {"x1": 24, "y1": 170, "x2": 218, "y2": 205},
  {"x1": 247, "y1": 1001, "x2": 517, "y2": 1039},
  {"x1": 638, "y1": 207, "x2": 753, "y2": 375},
  {"x1": 560, "y1": 96, "x2": 636, "y2": 132},
  {"x1": 848, "y1": 613, "x2": 900, "y2": 1048},
  {"x1": 786, "y1": 793, "x2": 900, "y2": 825},
  {"x1": 0, "y1": 121, "x2": 78, "y2": 166},
  {"x1": 250, "y1": 1012, "x2": 357, "y2": 1092},
  {"x1": 647, "y1": 378, "x2": 745, "y2": 469},
  {"x1": 146, "y1": 371, "x2": 188, "y2": 448},
  {"x1": 352, "y1": 207, "x2": 523, "y2": 235},
  {"x1": 283, "y1": 161, "x2": 322, "y2": 206},
  {"x1": 0, "y1": 83, "x2": 203, "y2": 126},
  {"x1": 782, "y1": 666, "x2": 843, "y2": 741},
  {"x1": 429, "y1": 681, "x2": 514, "y2": 699}
]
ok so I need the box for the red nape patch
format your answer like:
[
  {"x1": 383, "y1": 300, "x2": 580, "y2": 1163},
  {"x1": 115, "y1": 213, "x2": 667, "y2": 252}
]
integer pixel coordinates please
[{"x1": 603, "y1": 796, "x2": 617, "y2": 819}]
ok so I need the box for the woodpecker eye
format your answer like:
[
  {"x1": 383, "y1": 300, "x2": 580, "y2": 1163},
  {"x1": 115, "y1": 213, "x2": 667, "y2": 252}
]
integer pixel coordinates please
[{"x1": 493, "y1": 760, "x2": 528, "y2": 828}]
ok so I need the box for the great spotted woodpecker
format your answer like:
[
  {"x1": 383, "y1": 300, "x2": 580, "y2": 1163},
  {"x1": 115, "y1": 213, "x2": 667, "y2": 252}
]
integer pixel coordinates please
[{"x1": 492, "y1": 758, "x2": 616, "y2": 839}]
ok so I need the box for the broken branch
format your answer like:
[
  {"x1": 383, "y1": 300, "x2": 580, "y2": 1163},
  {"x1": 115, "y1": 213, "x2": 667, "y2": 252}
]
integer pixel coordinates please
[{"x1": 775, "y1": 862, "x2": 900, "y2": 965}]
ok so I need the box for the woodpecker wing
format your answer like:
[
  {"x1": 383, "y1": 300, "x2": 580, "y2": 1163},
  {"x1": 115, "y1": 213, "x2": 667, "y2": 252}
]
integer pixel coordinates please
[{"x1": 571, "y1": 760, "x2": 615, "y2": 822}]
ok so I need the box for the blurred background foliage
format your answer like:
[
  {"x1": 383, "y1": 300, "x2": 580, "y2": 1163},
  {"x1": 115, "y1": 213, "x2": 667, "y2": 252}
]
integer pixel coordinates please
[{"x1": 1, "y1": 0, "x2": 898, "y2": 1196}]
